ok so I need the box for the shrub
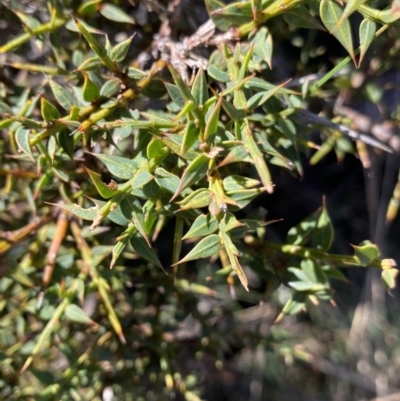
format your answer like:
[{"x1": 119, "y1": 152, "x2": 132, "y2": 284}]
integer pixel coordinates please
[{"x1": 0, "y1": 1, "x2": 399, "y2": 399}]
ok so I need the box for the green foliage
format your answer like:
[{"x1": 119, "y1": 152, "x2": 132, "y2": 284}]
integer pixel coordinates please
[{"x1": 1, "y1": 0, "x2": 399, "y2": 400}]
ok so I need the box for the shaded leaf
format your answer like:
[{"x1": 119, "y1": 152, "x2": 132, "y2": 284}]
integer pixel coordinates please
[
  {"x1": 177, "y1": 189, "x2": 212, "y2": 211},
  {"x1": 312, "y1": 200, "x2": 333, "y2": 251},
  {"x1": 130, "y1": 235, "x2": 164, "y2": 270},
  {"x1": 283, "y1": 6, "x2": 325, "y2": 30}
]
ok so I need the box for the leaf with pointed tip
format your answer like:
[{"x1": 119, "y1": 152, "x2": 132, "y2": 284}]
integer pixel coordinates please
[
  {"x1": 40, "y1": 97, "x2": 60, "y2": 121},
  {"x1": 100, "y1": 4, "x2": 135, "y2": 24},
  {"x1": 174, "y1": 234, "x2": 221, "y2": 265},
  {"x1": 320, "y1": 0, "x2": 355, "y2": 64},
  {"x1": 181, "y1": 121, "x2": 199, "y2": 155},
  {"x1": 110, "y1": 35, "x2": 134, "y2": 62},
  {"x1": 91, "y1": 153, "x2": 137, "y2": 180},
  {"x1": 312, "y1": 201, "x2": 333, "y2": 251},
  {"x1": 338, "y1": 0, "x2": 367, "y2": 30},
  {"x1": 82, "y1": 74, "x2": 100, "y2": 102},
  {"x1": 220, "y1": 231, "x2": 248, "y2": 290},
  {"x1": 76, "y1": 56, "x2": 102, "y2": 71},
  {"x1": 100, "y1": 78, "x2": 121, "y2": 98},
  {"x1": 155, "y1": 168, "x2": 192, "y2": 196},
  {"x1": 65, "y1": 304, "x2": 95, "y2": 325},
  {"x1": 182, "y1": 214, "x2": 219, "y2": 240},
  {"x1": 58, "y1": 130, "x2": 75, "y2": 160},
  {"x1": 207, "y1": 64, "x2": 230, "y2": 83},
  {"x1": 204, "y1": 97, "x2": 222, "y2": 141},
  {"x1": 223, "y1": 175, "x2": 260, "y2": 191},
  {"x1": 84, "y1": 166, "x2": 119, "y2": 199},
  {"x1": 283, "y1": 6, "x2": 325, "y2": 30},
  {"x1": 15, "y1": 127, "x2": 34, "y2": 162},
  {"x1": 53, "y1": 203, "x2": 98, "y2": 220},
  {"x1": 165, "y1": 83, "x2": 185, "y2": 108},
  {"x1": 381, "y1": 268, "x2": 398, "y2": 290},
  {"x1": 170, "y1": 154, "x2": 209, "y2": 201},
  {"x1": 130, "y1": 235, "x2": 164, "y2": 270},
  {"x1": 253, "y1": 27, "x2": 273, "y2": 69},
  {"x1": 121, "y1": 196, "x2": 150, "y2": 246},
  {"x1": 72, "y1": 16, "x2": 116, "y2": 72},
  {"x1": 358, "y1": 19, "x2": 376, "y2": 67},
  {"x1": 351, "y1": 241, "x2": 379, "y2": 266},
  {"x1": 209, "y1": 1, "x2": 253, "y2": 29},
  {"x1": 219, "y1": 212, "x2": 244, "y2": 232},
  {"x1": 49, "y1": 80, "x2": 78, "y2": 111},
  {"x1": 191, "y1": 68, "x2": 209, "y2": 106},
  {"x1": 177, "y1": 189, "x2": 212, "y2": 211}
]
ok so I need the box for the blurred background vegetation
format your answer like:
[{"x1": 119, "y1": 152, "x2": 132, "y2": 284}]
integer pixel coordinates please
[{"x1": 1, "y1": 0, "x2": 400, "y2": 400}]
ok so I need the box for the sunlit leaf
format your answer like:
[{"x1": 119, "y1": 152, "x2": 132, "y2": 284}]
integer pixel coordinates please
[
  {"x1": 320, "y1": 0, "x2": 355, "y2": 63},
  {"x1": 174, "y1": 234, "x2": 221, "y2": 265}
]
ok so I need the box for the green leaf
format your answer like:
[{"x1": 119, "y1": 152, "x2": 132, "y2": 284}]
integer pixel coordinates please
[
  {"x1": 82, "y1": 74, "x2": 100, "y2": 102},
  {"x1": 110, "y1": 35, "x2": 133, "y2": 63},
  {"x1": 15, "y1": 127, "x2": 34, "y2": 162},
  {"x1": 312, "y1": 201, "x2": 333, "y2": 251},
  {"x1": 191, "y1": 68, "x2": 209, "y2": 106},
  {"x1": 170, "y1": 154, "x2": 209, "y2": 201},
  {"x1": 168, "y1": 65, "x2": 196, "y2": 104},
  {"x1": 40, "y1": 96, "x2": 60, "y2": 121},
  {"x1": 100, "y1": 4, "x2": 135, "y2": 24},
  {"x1": 126, "y1": 67, "x2": 147, "y2": 80},
  {"x1": 84, "y1": 166, "x2": 119, "y2": 199},
  {"x1": 223, "y1": 175, "x2": 260, "y2": 191},
  {"x1": 78, "y1": 0, "x2": 102, "y2": 15},
  {"x1": 253, "y1": 27, "x2": 273, "y2": 69},
  {"x1": 174, "y1": 234, "x2": 221, "y2": 265},
  {"x1": 76, "y1": 56, "x2": 103, "y2": 71},
  {"x1": 381, "y1": 269, "x2": 398, "y2": 290},
  {"x1": 181, "y1": 121, "x2": 199, "y2": 154},
  {"x1": 283, "y1": 6, "x2": 325, "y2": 30},
  {"x1": 182, "y1": 214, "x2": 219, "y2": 239},
  {"x1": 207, "y1": 64, "x2": 230, "y2": 83},
  {"x1": 64, "y1": 304, "x2": 94, "y2": 325},
  {"x1": 177, "y1": 189, "x2": 212, "y2": 211},
  {"x1": 54, "y1": 203, "x2": 98, "y2": 221},
  {"x1": 90, "y1": 153, "x2": 137, "y2": 180},
  {"x1": 155, "y1": 168, "x2": 191, "y2": 196},
  {"x1": 130, "y1": 235, "x2": 164, "y2": 270},
  {"x1": 121, "y1": 196, "x2": 150, "y2": 246},
  {"x1": 204, "y1": 96, "x2": 222, "y2": 141},
  {"x1": 320, "y1": 0, "x2": 355, "y2": 63},
  {"x1": 209, "y1": 1, "x2": 253, "y2": 29},
  {"x1": 100, "y1": 78, "x2": 121, "y2": 98},
  {"x1": 165, "y1": 83, "x2": 185, "y2": 108},
  {"x1": 276, "y1": 293, "x2": 306, "y2": 322},
  {"x1": 358, "y1": 19, "x2": 376, "y2": 67},
  {"x1": 219, "y1": 212, "x2": 244, "y2": 232},
  {"x1": 58, "y1": 130, "x2": 75, "y2": 160},
  {"x1": 49, "y1": 80, "x2": 78, "y2": 111},
  {"x1": 287, "y1": 211, "x2": 318, "y2": 246},
  {"x1": 339, "y1": 0, "x2": 368, "y2": 30},
  {"x1": 72, "y1": 16, "x2": 116, "y2": 72},
  {"x1": 351, "y1": 241, "x2": 379, "y2": 266}
]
